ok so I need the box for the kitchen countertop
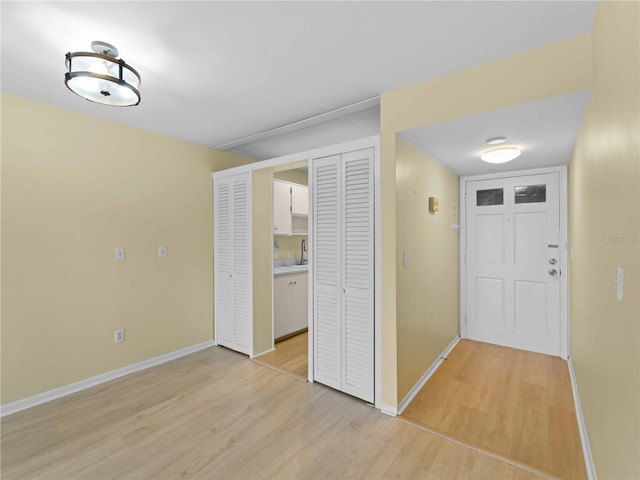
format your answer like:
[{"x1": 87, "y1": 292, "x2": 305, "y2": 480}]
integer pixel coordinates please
[{"x1": 274, "y1": 264, "x2": 309, "y2": 276}]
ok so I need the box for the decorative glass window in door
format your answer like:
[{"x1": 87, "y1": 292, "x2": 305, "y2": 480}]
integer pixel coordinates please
[
  {"x1": 514, "y1": 184, "x2": 546, "y2": 203},
  {"x1": 477, "y1": 188, "x2": 504, "y2": 206}
]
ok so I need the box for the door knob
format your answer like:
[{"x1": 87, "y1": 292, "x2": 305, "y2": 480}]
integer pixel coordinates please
[
  {"x1": 549, "y1": 258, "x2": 557, "y2": 265},
  {"x1": 549, "y1": 269, "x2": 558, "y2": 276}
]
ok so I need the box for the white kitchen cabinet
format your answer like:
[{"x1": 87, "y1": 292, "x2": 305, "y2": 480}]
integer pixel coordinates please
[
  {"x1": 273, "y1": 180, "x2": 308, "y2": 235},
  {"x1": 312, "y1": 148, "x2": 374, "y2": 403},
  {"x1": 214, "y1": 172, "x2": 252, "y2": 355},
  {"x1": 273, "y1": 180, "x2": 292, "y2": 235},
  {"x1": 291, "y1": 184, "x2": 309, "y2": 215},
  {"x1": 274, "y1": 271, "x2": 308, "y2": 340}
]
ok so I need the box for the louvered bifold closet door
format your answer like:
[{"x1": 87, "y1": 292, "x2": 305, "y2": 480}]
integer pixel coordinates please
[
  {"x1": 341, "y1": 148, "x2": 374, "y2": 403},
  {"x1": 231, "y1": 175, "x2": 251, "y2": 355},
  {"x1": 312, "y1": 155, "x2": 343, "y2": 391},
  {"x1": 214, "y1": 177, "x2": 234, "y2": 349}
]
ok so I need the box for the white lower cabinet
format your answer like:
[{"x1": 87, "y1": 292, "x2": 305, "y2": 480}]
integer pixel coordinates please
[{"x1": 274, "y1": 272, "x2": 308, "y2": 340}]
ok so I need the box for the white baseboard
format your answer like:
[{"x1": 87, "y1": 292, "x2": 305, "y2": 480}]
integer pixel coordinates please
[
  {"x1": 251, "y1": 347, "x2": 275, "y2": 359},
  {"x1": 567, "y1": 357, "x2": 597, "y2": 480},
  {"x1": 379, "y1": 403, "x2": 398, "y2": 417},
  {"x1": 1, "y1": 340, "x2": 216, "y2": 418},
  {"x1": 397, "y1": 335, "x2": 461, "y2": 415}
]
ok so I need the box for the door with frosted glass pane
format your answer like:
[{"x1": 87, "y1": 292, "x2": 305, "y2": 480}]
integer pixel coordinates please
[{"x1": 466, "y1": 173, "x2": 560, "y2": 356}]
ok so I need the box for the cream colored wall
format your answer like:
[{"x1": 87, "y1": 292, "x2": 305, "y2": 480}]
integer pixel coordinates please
[
  {"x1": 380, "y1": 34, "x2": 593, "y2": 407},
  {"x1": 568, "y1": 2, "x2": 640, "y2": 478},
  {"x1": 273, "y1": 169, "x2": 308, "y2": 186},
  {"x1": 252, "y1": 169, "x2": 274, "y2": 356},
  {"x1": 274, "y1": 235, "x2": 308, "y2": 262},
  {"x1": 1, "y1": 93, "x2": 253, "y2": 405},
  {"x1": 395, "y1": 138, "x2": 459, "y2": 401}
]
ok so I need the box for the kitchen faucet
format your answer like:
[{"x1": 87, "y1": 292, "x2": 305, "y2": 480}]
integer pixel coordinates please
[{"x1": 299, "y1": 238, "x2": 308, "y2": 265}]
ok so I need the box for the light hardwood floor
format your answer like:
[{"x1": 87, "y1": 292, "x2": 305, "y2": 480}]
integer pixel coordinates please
[
  {"x1": 1, "y1": 345, "x2": 546, "y2": 480},
  {"x1": 253, "y1": 331, "x2": 308, "y2": 380},
  {"x1": 401, "y1": 340, "x2": 586, "y2": 480}
]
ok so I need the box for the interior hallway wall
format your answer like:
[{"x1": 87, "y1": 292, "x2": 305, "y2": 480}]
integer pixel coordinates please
[
  {"x1": 568, "y1": 2, "x2": 640, "y2": 477},
  {"x1": 1, "y1": 93, "x2": 253, "y2": 405},
  {"x1": 395, "y1": 138, "x2": 459, "y2": 401}
]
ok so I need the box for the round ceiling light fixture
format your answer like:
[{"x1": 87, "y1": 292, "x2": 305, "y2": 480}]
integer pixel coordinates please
[
  {"x1": 480, "y1": 146, "x2": 522, "y2": 164},
  {"x1": 485, "y1": 136, "x2": 507, "y2": 145},
  {"x1": 65, "y1": 41, "x2": 141, "y2": 107}
]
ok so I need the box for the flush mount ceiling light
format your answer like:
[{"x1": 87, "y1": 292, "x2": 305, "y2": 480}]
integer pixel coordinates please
[
  {"x1": 480, "y1": 146, "x2": 522, "y2": 164},
  {"x1": 65, "y1": 41, "x2": 141, "y2": 107},
  {"x1": 485, "y1": 136, "x2": 507, "y2": 145}
]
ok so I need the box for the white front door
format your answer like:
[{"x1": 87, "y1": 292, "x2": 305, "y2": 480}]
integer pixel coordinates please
[{"x1": 466, "y1": 172, "x2": 561, "y2": 356}]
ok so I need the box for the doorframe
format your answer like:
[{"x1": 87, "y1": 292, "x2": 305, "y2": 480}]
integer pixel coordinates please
[{"x1": 459, "y1": 166, "x2": 569, "y2": 359}]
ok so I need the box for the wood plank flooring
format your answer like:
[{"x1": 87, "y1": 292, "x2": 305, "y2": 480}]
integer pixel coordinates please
[
  {"x1": 253, "y1": 331, "x2": 308, "y2": 380},
  {"x1": 401, "y1": 340, "x2": 586, "y2": 480},
  {"x1": 1, "y1": 345, "x2": 545, "y2": 480}
]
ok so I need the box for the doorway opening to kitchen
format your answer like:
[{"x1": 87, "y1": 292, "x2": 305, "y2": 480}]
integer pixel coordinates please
[{"x1": 253, "y1": 164, "x2": 310, "y2": 381}]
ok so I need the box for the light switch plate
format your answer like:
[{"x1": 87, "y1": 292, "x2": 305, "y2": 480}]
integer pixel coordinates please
[
  {"x1": 617, "y1": 266, "x2": 624, "y2": 301},
  {"x1": 115, "y1": 248, "x2": 125, "y2": 261},
  {"x1": 159, "y1": 246, "x2": 167, "y2": 257}
]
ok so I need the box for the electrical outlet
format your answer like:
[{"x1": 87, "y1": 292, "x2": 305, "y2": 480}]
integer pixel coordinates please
[
  {"x1": 115, "y1": 329, "x2": 125, "y2": 343},
  {"x1": 115, "y1": 248, "x2": 125, "y2": 261}
]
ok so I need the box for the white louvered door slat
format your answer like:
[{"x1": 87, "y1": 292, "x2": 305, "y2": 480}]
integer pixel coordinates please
[
  {"x1": 312, "y1": 155, "x2": 342, "y2": 390},
  {"x1": 341, "y1": 148, "x2": 374, "y2": 403},
  {"x1": 214, "y1": 177, "x2": 234, "y2": 348},
  {"x1": 214, "y1": 172, "x2": 251, "y2": 356},
  {"x1": 312, "y1": 148, "x2": 374, "y2": 403},
  {"x1": 232, "y1": 176, "x2": 251, "y2": 354}
]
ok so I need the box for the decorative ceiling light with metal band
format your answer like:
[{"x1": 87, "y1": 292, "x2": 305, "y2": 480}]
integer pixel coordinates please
[{"x1": 65, "y1": 41, "x2": 141, "y2": 107}]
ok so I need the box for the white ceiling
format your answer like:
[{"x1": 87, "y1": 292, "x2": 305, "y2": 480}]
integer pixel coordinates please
[
  {"x1": 1, "y1": 1, "x2": 598, "y2": 158},
  {"x1": 398, "y1": 90, "x2": 593, "y2": 176}
]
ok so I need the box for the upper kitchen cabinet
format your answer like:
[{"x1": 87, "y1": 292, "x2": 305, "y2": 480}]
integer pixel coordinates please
[
  {"x1": 291, "y1": 184, "x2": 308, "y2": 215},
  {"x1": 273, "y1": 179, "x2": 308, "y2": 235},
  {"x1": 273, "y1": 180, "x2": 292, "y2": 235}
]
